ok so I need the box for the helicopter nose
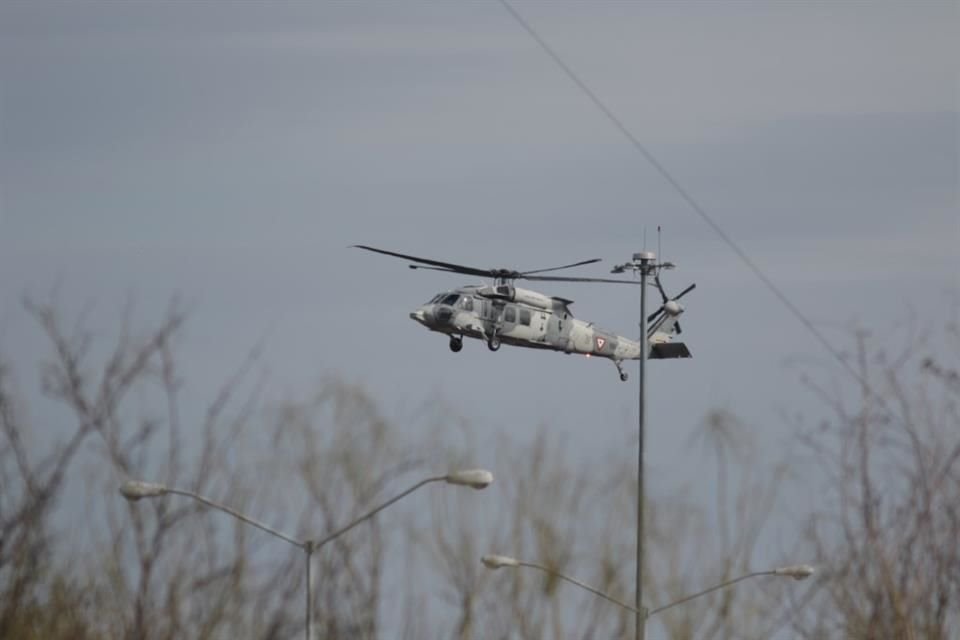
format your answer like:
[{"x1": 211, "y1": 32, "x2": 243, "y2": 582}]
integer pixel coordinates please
[{"x1": 410, "y1": 308, "x2": 431, "y2": 325}]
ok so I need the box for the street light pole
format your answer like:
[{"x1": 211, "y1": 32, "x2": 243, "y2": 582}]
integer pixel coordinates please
[
  {"x1": 304, "y1": 540, "x2": 314, "y2": 640},
  {"x1": 612, "y1": 250, "x2": 658, "y2": 638},
  {"x1": 120, "y1": 469, "x2": 492, "y2": 640}
]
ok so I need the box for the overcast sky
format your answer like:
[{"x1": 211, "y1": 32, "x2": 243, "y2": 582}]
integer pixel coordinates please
[{"x1": 1, "y1": 1, "x2": 957, "y2": 635}]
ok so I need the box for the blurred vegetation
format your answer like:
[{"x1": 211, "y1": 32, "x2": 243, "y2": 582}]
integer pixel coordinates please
[{"x1": 0, "y1": 295, "x2": 956, "y2": 638}]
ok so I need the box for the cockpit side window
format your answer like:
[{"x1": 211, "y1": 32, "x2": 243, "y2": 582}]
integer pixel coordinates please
[
  {"x1": 461, "y1": 297, "x2": 474, "y2": 311},
  {"x1": 441, "y1": 294, "x2": 460, "y2": 305}
]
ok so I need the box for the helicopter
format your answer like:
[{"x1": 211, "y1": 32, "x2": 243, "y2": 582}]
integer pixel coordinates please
[{"x1": 354, "y1": 245, "x2": 695, "y2": 381}]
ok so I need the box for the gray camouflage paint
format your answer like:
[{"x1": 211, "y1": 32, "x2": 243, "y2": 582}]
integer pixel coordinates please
[{"x1": 409, "y1": 285, "x2": 689, "y2": 379}]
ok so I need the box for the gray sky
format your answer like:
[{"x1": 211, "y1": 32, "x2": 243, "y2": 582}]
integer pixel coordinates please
[{"x1": 1, "y1": 0, "x2": 957, "y2": 634}]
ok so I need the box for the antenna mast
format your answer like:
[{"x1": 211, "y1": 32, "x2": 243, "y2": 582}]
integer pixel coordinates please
[{"x1": 657, "y1": 226, "x2": 661, "y2": 268}]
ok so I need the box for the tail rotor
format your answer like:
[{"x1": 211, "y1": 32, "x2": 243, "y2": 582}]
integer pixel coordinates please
[{"x1": 647, "y1": 275, "x2": 696, "y2": 324}]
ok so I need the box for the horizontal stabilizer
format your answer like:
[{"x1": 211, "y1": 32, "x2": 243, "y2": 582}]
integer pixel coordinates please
[{"x1": 650, "y1": 342, "x2": 692, "y2": 359}]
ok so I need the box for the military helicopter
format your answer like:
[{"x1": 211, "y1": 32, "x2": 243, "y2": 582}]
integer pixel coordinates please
[{"x1": 354, "y1": 245, "x2": 695, "y2": 381}]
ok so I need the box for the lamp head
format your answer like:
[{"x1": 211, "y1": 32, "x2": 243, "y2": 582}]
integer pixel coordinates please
[
  {"x1": 773, "y1": 564, "x2": 815, "y2": 580},
  {"x1": 445, "y1": 469, "x2": 494, "y2": 490},
  {"x1": 482, "y1": 554, "x2": 520, "y2": 569},
  {"x1": 119, "y1": 480, "x2": 168, "y2": 501}
]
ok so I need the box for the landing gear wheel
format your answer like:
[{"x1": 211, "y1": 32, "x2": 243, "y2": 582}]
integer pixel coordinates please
[
  {"x1": 487, "y1": 335, "x2": 501, "y2": 352},
  {"x1": 614, "y1": 360, "x2": 628, "y2": 382},
  {"x1": 449, "y1": 337, "x2": 463, "y2": 353}
]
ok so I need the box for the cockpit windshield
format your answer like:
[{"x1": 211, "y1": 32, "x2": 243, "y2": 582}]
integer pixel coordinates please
[{"x1": 425, "y1": 293, "x2": 460, "y2": 305}]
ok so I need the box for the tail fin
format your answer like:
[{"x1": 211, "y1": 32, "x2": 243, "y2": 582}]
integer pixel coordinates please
[
  {"x1": 645, "y1": 277, "x2": 694, "y2": 359},
  {"x1": 647, "y1": 313, "x2": 691, "y2": 359}
]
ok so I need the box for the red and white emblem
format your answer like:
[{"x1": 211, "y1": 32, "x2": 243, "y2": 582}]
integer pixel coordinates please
[{"x1": 595, "y1": 336, "x2": 606, "y2": 350}]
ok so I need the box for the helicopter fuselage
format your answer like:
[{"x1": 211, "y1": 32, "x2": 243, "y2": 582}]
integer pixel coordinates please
[
  {"x1": 409, "y1": 284, "x2": 691, "y2": 380},
  {"x1": 413, "y1": 284, "x2": 643, "y2": 356}
]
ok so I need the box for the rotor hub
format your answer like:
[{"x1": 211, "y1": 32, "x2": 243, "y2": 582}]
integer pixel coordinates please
[{"x1": 490, "y1": 269, "x2": 521, "y2": 282}]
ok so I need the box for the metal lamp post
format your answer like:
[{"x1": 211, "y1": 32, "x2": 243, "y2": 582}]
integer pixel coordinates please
[
  {"x1": 120, "y1": 468, "x2": 493, "y2": 640},
  {"x1": 611, "y1": 250, "x2": 661, "y2": 639},
  {"x1": 635, "y1": 251, "x2": 654, "y2": 639}
]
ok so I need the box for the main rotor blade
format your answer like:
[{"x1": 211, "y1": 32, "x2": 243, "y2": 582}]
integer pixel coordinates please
[
  {"x1": 409, "y1": 265, "x2": 462, "y2": 274},
  {"x1": 520, "y1": 258, "x2": 602, "y2": 275},
  {"x1": 522, "y1": 274, "x2": 642, "y2": 285},
  {"x1": 352, "y1": 245, "x2": 492, "y2": 278},
  {"x1": 674, "y1": 283, "x2": 697, "y2": 300}
]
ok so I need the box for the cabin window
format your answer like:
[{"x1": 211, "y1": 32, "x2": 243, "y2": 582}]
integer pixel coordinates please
[
  {"x1": 519, "y1": 309, "x2": 531, "y2": 326},
  {"x1": 441, "y1": 294, "x2": 460, "y2": 305},
  {"x1": 504, "y1": 306, "x2": 516, "y2": 323}
]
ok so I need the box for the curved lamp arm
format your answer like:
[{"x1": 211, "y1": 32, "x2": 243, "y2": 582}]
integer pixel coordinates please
[
  {"x1": 522, "y1": 561, "x2": 640, "y2": 614},
  {"x1": 120, "y1": 480, "x2": 303, "y2": 547},
  {"x1": 482, "y1": 555, "x2": 639, "y2": 614},
  {"x1": 648, "y1": 565, "x2": 815, "y2": 618},
  {"x1": 314, "y1": 469, "x2": 493, "y2": 549},
  {"x1": 314, "y1": 476, "x2": 444, "y2": 549}
]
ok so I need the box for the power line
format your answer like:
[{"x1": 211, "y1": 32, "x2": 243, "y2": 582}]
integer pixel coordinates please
[{"x1": 497, "y1": 0, "x2": 872, "y2": 393}]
